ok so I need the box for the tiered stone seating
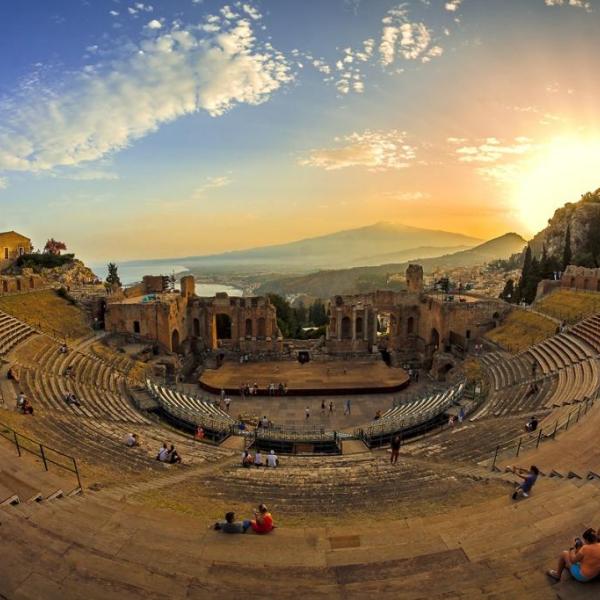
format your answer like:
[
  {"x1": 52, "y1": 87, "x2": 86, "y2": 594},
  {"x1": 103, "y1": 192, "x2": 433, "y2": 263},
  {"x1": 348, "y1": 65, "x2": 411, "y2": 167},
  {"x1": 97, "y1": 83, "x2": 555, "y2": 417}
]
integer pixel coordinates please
[
  {"x1": 147, "y1": 381, "x2": 236, "y2": 433},
  {"x1": 362, "y1": 382, "x2": 464, "y2": 439},
  {"x1": 1, "y1": 450, "x2": 598, "y2": 598},
  {"x1": 479, "y1": 316, "x2": 600, "y2": 420},
  {"x1": 501, "y1": 395, "x2": 600, "y2": 480},
  {"x1": 0, "y1": 310, "x2": 35, "y2": 356},
  {"x1": 569, "y1": 313, "x2": 600, "y2": 353},
  {"x1": 6, "y1": 336, "x2": 232, "y2": 472}
]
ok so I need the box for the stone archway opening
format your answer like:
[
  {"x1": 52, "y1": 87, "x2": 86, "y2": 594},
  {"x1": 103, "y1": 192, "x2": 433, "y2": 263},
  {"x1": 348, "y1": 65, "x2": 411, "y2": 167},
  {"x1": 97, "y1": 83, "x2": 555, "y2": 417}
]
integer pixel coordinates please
[
  {"x1": 245, "y1": 318, "x2": 253, "y2": 338},
  {"x1": 257, "y1": 317, "x2": 266, "y2": 339},
  {"x1": 407, "y1": 316, "x2": 415, "y2": 335},
  {"x1": 193, "y1": 318, "x2": 200, "y2": 337},
  {"x1": 431, "y1": 328, "x2": 440, "y2": 350},
  {"x1": 341, "y1": 316, "x2": 352, "y2": 340},
  {"x1": 216, "y1": 314, "x2": 232, "y2": 339},
  {"x1": 355, "y1": 316, "x2": 363, "y2": 339},
  {"x1": 171, "y1": 329, "x2": 180, "y2": 353}
]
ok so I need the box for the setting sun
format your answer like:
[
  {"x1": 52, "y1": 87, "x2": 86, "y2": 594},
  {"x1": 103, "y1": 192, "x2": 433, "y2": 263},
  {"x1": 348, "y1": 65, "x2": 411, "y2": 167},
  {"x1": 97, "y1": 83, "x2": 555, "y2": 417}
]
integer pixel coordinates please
[{"x1": 513, "y1": 136, "x2": 600, "y2": 235}]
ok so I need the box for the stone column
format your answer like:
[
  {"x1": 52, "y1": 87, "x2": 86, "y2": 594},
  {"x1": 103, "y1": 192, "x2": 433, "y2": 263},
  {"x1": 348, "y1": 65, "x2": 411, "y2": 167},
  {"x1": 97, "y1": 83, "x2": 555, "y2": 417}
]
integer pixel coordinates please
[
  {"x1": 351, "y1": 308, "x2": 357, "y2": 341},
  {"x1": 336, "y1": 309, "x2": 342, "y2": 340}
]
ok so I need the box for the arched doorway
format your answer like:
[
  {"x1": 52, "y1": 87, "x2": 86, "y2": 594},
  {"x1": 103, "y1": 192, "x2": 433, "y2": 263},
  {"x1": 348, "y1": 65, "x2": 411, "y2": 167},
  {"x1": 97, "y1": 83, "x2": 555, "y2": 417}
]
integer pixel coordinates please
[
  {"x1": 341, "y1": 316, "x2": 352, "y2": 339},
  {"x1": 437, "y1": 363, "x2": 453, "y2": 381},
  {"x1": 245, "y1": 318, "x2": 253, "y2": 338},
  {"x1": 355, "y1": 316, "x2": 363, "y2": 339},
  {"x1": 257, "y1": 317, "x2": 266, "y2": 339},
  {"x1": 216, "y1": 314, "x2": 232, "y2": 339},
  {"x1": 193, "y1": 318, "x2": 200, "y2": 337},
  {"x1": 16, "y1": 279, "x2": 21, "y2": 291},
  {"x1": 407, "y1": 316, "x2": 415, "y2": 335},
  {"x1": 29, "y1": 277, "x2": 35, "y2": 289},
  {"x1": 171, "y1": 329, "x2": 180, "y2": 353},
  {"x1": 431, "y1": 328, "x2": 440, "y2": 350}
]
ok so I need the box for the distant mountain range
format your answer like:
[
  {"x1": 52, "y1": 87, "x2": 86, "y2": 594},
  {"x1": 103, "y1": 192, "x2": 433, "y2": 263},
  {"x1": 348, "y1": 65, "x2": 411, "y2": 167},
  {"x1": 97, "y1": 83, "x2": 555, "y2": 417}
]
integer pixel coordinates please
[
  {"x1": 166, "y1": 222, "x2": 483, "y2": 271},
  {"x1": 255, "y1": 233, "x2": 527, "y2": 298}
]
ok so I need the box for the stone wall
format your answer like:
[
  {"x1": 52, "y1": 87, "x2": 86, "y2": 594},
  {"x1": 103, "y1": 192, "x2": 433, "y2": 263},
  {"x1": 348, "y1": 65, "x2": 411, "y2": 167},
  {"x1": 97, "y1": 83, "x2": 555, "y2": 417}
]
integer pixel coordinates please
[
  {"x1": 0, "y1": 274, "x2": 44, "y2": 295},
  {"x1": 104, "y1": 276, "x2": 282, "y2": 354}
]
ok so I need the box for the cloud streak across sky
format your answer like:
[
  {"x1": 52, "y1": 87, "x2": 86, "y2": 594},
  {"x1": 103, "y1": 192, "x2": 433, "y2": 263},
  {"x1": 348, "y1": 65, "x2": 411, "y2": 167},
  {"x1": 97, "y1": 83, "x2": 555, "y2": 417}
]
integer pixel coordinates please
[{"x1": 0, "y1": 9, "x2": 291, "y2": 173}]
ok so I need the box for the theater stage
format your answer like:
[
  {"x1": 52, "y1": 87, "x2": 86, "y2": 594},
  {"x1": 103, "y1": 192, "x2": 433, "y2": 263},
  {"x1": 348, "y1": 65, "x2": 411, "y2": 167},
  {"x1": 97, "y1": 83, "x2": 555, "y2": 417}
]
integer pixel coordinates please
[{"x1": 199, "y1": 360, "x2": 410, "y2": 396}]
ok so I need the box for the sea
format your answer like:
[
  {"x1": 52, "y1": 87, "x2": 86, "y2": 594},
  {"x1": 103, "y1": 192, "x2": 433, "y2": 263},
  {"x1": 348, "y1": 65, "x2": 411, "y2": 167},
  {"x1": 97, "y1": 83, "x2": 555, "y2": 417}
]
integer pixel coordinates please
[{"x1": 91, "y1": 262, "x2": 242, "y2": 297}]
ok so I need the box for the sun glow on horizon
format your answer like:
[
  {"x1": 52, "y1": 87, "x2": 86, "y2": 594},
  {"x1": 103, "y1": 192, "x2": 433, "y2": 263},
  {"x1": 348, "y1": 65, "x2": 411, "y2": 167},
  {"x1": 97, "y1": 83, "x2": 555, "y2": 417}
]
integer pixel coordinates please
[{"x1": 513, "y1": 135, "x2": 600, "y2": 235}]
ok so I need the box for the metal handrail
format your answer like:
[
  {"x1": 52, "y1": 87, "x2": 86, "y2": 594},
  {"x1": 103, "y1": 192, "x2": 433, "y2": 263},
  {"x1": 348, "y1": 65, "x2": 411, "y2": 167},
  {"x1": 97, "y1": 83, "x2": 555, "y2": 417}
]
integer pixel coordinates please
[
  {"x1": 489, "y1": 392, "x2": 598, "y2": 471},
  {"x1": 0, "y1": 419, "x2": 82, "y2": 491}
]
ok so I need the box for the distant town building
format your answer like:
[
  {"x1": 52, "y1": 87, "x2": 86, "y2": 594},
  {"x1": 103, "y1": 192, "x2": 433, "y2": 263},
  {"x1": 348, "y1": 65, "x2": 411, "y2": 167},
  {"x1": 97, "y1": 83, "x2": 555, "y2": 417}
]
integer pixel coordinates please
[{"x1": 0, "y1": 231, "x2": 32, "y2": 270}]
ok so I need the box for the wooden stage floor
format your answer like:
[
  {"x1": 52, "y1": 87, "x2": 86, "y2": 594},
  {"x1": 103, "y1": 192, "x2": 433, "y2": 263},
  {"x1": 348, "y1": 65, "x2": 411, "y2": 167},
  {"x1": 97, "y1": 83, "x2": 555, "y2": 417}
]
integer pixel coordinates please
[{"x1": 199, "y1": 360, "x2": 410, "y2": 396}]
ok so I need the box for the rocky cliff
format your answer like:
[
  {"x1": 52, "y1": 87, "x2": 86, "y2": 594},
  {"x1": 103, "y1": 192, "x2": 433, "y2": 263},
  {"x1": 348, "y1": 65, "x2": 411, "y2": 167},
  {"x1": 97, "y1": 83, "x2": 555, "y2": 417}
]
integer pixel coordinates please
[
  {"x1": 529, "y1": 189, "x2": 600, "y2": 260},
  {"x1": 41, "y1": 259, "x2": 98, "y2": 287}
]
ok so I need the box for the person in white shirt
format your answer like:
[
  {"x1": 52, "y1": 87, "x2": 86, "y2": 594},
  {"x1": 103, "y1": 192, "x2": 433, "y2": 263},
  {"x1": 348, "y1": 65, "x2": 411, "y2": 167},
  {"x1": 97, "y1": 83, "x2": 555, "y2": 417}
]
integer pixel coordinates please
[
  {"x1": 266, "y1": 450, "x2": 278, "y2": 468},
  {"x1": 254, "y1": 451, "x2": 263, "y2": 468},
  {"x1": 16, "y1": 392, "x2": 26, "y2": 410},
  {"x1": 157, "y1": 442, "x2": 169, "y2": 461},
  {"x1": 126, "y1": 433, "x2": 138, "y2": 447}
]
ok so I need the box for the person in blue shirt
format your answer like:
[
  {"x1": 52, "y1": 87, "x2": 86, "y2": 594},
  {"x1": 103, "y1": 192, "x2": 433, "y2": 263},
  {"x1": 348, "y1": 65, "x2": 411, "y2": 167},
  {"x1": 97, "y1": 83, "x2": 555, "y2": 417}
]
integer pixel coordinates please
[{"x1": 512, "y1": 465, "x2": 539, "y2": 499}]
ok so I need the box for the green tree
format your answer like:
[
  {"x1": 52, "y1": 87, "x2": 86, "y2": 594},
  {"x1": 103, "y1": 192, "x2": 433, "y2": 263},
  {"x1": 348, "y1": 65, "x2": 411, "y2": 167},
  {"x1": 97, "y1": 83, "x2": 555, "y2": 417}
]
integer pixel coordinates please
[
  {"x1": 499, "y1": 279, "x2": 515, "y2": 302},
  {"x1": 562, "y1": 223, "x2": 572, "y2": 270},
  {"x1": 308, "y1": 300, "x2": 328, "y2": 326},
  {"x1": 105, "y1": 263, "x2": 121, "y2": 287}
]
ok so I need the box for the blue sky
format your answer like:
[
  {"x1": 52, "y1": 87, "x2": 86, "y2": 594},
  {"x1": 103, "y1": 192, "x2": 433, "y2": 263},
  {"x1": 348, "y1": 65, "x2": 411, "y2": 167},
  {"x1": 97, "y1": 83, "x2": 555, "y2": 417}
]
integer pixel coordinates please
[{"x1": 1, "y1": 0, "x2": 600, "y2": 262}]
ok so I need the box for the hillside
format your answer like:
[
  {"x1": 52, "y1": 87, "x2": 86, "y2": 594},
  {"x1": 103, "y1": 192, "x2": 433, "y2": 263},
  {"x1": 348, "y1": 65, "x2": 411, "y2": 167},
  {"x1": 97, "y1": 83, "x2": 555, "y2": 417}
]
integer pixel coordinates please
[
  {"x1": 534, "y1": 288, "x2": 600, "y2": 324},
  {"x1": 484, "y1": 309, "x2": 557, "y2": 353},
  {"x1": 132, "y1": 222, "x2": 482, "y2": 272},
  {"x1": 529, "y1": 188, "x2": 600, "y2": 262},
  {"x1": 257, "y1": 232, "x2": 526, "y2": 297}
]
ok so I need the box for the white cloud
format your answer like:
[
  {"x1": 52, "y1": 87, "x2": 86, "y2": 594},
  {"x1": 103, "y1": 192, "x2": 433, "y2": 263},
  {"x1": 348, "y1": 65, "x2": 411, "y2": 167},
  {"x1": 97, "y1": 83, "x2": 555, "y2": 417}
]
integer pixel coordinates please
[
  {"x1": 192, "y1": 175, "x2": 232, "y2": 197},
  {"x1": 333, "y1": 39, "x2": 374, "y2": 94},
  {"x1": 545, "y1": 0, "x2": 591, "y2": 9},
  {"x1": 300, "y1": 130, "x2": 417, "y2": 172},
  {"x1": 109, "y1": 10, "x2": 119, "y2": 17},
  {"x1": 445, "y1": 0, "x2": 462, "y2": 11},
  {"x1": 146, "y1": 19, "x2": 162, "y2": 29},
  {"x1": 454, "y1": 138, "x2": 536, "y2": 163},
  {"x1": 379, "y1": 5, "x2": 442, "y2": 66},
  {"x1": 0, "y1": 17, "x2": 292, "y2": 173},
  {"x1": 0, "y1": 176, "x2": 7, "y2": 189},
  {"x1": 241, "y1": 4, "x2": 261, "y2": 20}
]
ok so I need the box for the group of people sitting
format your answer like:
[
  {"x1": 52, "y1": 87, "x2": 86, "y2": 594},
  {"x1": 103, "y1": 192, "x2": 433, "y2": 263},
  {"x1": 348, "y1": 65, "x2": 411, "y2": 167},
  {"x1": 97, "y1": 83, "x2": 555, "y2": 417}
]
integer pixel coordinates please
[
  {"x1": 64, "y1": 392, "x2": 81, "y2": 407},
  {"x1": 241, "y1": 449, "x2": 278, "y2": 468},
  {"x1": 214, "y1": 504, "x2": 274, "y2": 535},
  {"x1": 16, "y1": 391, "x2": 34, "y2": 415},
  {"x1": 548, "y1": 526, "x2": 600, "y2": 584},
  {"x1": 156, "y1": 442, "x2": 182, "y2": 464}
]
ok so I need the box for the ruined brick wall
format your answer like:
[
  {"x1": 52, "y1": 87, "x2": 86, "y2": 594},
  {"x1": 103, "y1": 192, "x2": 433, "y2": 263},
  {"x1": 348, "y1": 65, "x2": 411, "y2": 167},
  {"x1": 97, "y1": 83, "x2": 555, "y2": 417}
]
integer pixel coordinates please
[
  {"x1": 560, "y1": 265, "x2": 600, "y2": 293},
  {"x1": 0, "y1": 274, "x2": 44, "y2": 295},
  {"x1": 104, "y1": 277, "x2": 282, "y2": 354}
]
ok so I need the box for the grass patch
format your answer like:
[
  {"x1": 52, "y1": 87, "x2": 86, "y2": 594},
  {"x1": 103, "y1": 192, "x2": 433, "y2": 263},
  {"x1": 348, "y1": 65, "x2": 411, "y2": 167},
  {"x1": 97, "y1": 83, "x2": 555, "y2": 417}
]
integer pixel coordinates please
[
  {"x1": 485, "y1": 309, "x2": 557, "y2": 353},
  {"x1": 534, "y1": 289, "x2": 600, "y2": 324},
  {"x1": 0, "y1": 289, "x2": 91, "y2": 341}
]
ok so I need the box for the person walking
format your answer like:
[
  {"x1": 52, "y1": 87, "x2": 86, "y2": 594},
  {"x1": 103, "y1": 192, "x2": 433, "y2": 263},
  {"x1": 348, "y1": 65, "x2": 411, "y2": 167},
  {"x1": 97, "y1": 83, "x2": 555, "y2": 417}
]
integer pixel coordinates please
[
  {"x1": 329, "y1": 400, "x2": 334, "y2": 414},
  {"x1": 344, "y1": 399, "x2": 351, "y2": 415},
  {"x1": 390, "y1": 434, "x2": 402, "y2": 464},
  {"x1": 305, "y1": 406, "x2": 310, "y2": 420}
]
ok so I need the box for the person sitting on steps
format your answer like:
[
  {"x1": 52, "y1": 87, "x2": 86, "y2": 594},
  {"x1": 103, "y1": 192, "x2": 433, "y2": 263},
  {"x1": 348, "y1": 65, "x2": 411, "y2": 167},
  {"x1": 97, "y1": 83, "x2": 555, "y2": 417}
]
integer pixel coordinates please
[
  {"x1": 157, "y1": 442, "x2": 170, "y2": 462},
  {"x1": 511, "y1": 465, "x2": 539, "y2": 499},
  {"x1": 525, "y1": 415, "x2": 538, "y2": 432},
  {"x1": 547, "y1": 528, "x2": 600, "y2": 583},
  {"x1": 125, "y1": 433, "x2": 139, "y2": 447},
  {"x1": 243, "y1": 503, "x2": 274, "y2": 534},
  {"x1": 21, "y1": 398, "x2": 34, "y2": 415},
  {"x1": 167, "y1": 444, "x2": 182, "y2": 464},
  {"x1": 241, "y1": 450, "x2": 253, "y2": 467},
  {"x1": 214, "y1": 511, "x2": 249, "y2": 534}
]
